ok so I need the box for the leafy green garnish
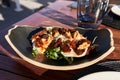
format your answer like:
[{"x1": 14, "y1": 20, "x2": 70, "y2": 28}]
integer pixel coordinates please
[
  {"x1": 63, "y1": 56, "x2": 74, "y2": 64},
  {"x1": 45, "y1": 47, "x2": 73, "y2": 64},
  {"x1": 45, "y1": 47, "x2": 62, "y2": 60},
  {"x1": 32, "y1": 47, "x2": 39, "y2": 57}
]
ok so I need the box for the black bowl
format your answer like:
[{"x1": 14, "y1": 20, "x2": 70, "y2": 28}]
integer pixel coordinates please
[{"x1": 5, "y1": 25, "x2": 114, "y2": 70}]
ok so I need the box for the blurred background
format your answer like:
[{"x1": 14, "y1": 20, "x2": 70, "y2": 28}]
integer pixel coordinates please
[
  {"x1": 1, "y1": 0, "x2": 119, "y2": 31},
  {"x1": 0, "y1": 0, "x2": 56, "y2": 30}
]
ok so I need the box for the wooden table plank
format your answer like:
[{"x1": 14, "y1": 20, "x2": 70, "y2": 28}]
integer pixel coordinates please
[
  {"x1": 0, "y1": 55, "x2": 55, "y2": 80},
  {"x1": 43, "y1": 70, "x2": 74, "y2": 80},
  {"x1": 44, "y1": 0, "x2": 76, "y2": 18},
  {"x1": 0, "y1": 55, "x2": 42, "y2": 79},
  {"x1": 110, "y1": 0, "x2": 120, "y2": 4},
  {"x1": 0, "y1": 70, "x2": 32, "y2": 80},
  {"x1": 12, "y1": 12, "x2": 73, "y2": 28}
]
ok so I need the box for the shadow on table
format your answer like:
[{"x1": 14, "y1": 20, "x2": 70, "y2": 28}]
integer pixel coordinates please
[{"x1": 40, "y1": 7, "x2": 77, "y2": 27}]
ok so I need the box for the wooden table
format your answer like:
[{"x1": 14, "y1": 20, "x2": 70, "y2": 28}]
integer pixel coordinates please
[{"x1": 0, "y1": 0, "x2": 120, "y2": 80}]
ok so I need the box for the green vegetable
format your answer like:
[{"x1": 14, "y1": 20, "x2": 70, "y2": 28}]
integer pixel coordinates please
[
  {"x1": 45, "y1": 47, "x2": 62, "y2": 60},
  {"x1": 45, "y1": 47, "x2": 74, "y2": 64},
  {"x1": 32, "y1": 47, "x2": 39, "y2": 57},
  {"x1": 63, "y1": 56, "x2": 73, "y2": 64}
]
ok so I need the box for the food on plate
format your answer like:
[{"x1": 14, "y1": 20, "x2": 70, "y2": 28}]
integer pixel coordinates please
[{"x1": 29, "y1": 27, "x2": 98, "y2": 64}]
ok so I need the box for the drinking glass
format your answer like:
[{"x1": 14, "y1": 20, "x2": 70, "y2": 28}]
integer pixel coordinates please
[{"x1": 77, "y1": 0, "x2": 109, "y2": 29}]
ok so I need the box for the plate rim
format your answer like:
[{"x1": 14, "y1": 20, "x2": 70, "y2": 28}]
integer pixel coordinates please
[
  {"x1": 111, "y1": 5, "x2": 120, "y2": 16},
  {"x1": 5, "y1": 25, "x2": 115, "y2": 70},
  {"x1": 78, "y1": 71, "x2": 120, "y2": 80}
]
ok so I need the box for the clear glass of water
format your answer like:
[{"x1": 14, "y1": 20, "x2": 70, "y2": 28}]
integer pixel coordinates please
[{"x1": 77, "y1": 0, "x2": 109, "y2": 29}]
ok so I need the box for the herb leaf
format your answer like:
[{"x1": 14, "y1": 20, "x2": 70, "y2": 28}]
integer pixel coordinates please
[
  {"x1": 32, "y1": 47, "x2": 39, "y2": 57},
  {"x1": 45, "y1": 47, "x2": 74, "y2": 64}
]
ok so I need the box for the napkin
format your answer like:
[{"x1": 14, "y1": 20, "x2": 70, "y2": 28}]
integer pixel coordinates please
[
  {"x1": 72, "y1": 60, "x2": 120, "y2": 80},
  {"x1": 102, "y1": 10, "x2": 120, "y2": 29}
]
